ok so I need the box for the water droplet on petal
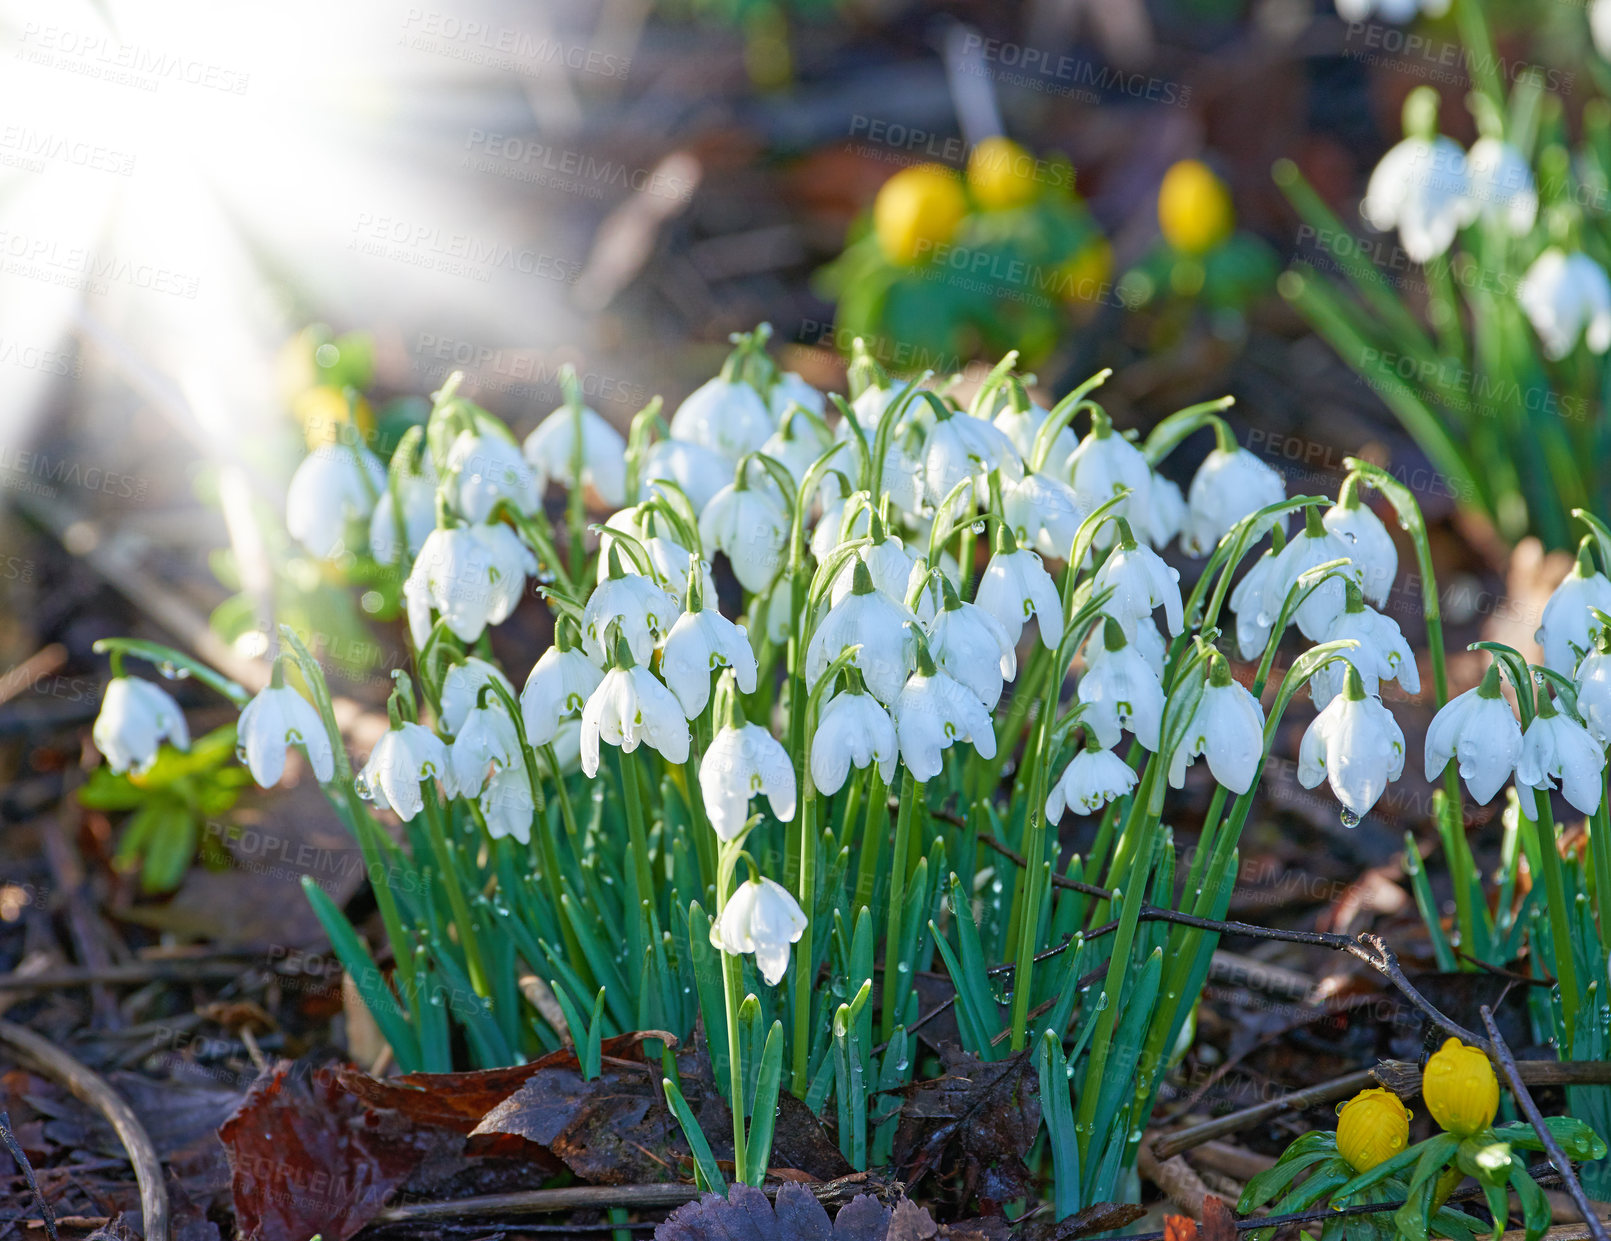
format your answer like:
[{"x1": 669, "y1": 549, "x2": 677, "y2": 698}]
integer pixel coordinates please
[{"x1": 1340, "y1": 808, "x2": 1360, "y2": 829}]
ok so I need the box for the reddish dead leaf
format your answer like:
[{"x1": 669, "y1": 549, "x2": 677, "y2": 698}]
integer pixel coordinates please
[
  {"x1": 892, "y1": 1046, "x2": 1040, "y2": 1207},
  {"x1": 336, "y1": 1062, "x2": 543, "y2": 1132},
  {"x1": 1164, "y1": 1214, "x2": 1197, "y2": 1241},
  {"x1": 1201, "y1": 1196, "x2": 1237, "y2": 1241}
]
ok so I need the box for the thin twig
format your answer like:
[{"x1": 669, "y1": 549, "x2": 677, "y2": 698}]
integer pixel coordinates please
[
  {"x1": 0, "y1": 1109, "x2": 58, "y2": 1241},
  {"x1": 1480, "y1": 1006, "x2": 1611, "y2": 1241},
  {"x1": 1152, "y1": 1069, "x2": 1377, "y2": 1159},
  {"x1": 0, "y1": 958, "x2": 262, "y2": 992},
  {"x1": 0, "y1": 1020, "x2": 168, "y2": 1239}
]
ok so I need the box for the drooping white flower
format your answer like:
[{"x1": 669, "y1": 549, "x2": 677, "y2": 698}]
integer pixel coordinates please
[
  {"x1": 1424, "y1": 662, "x2": 1522, "y2": 805},
  {"x1": 993, "y1": 398, "x2": 1076, "y2": 475},
  {"x1": 404, "y1": 525, "x2": 535, "y2": 648},
  {"x1": 710, "y1": 876, "x2": 807, "y2": 986},
  {"x1": 357, "y1": 721, "x2": 451, "y2": 822},
  {"x1": 446, "y1": 430, "x2": 542, "y2": 522},
  {"x1": 700, "y1": 720, "x2": 797, "y2": 840},
  {"x1": 669, "y1": 376, "x2": 774, "y2": 463},
  {"x1": 660, "y1": 604, "x2": 758, "y2": 718},
  {"x1": 286, "y1": 442, "x2": 387, "y2": 560},
  {"x1": 1324, "y1": 492, "x2": 1397, "y2": 607},
  {"x1": 1464, "y1": 137, "x2": 1537, "y2": 236},
  {"x1": 523, "y1": 403, "x2": 628, "y2": 507},
  {"x1": 827, "y1": 514, "x2": 920, "y2": 606},
  {"x1": 1091, "y1": 523, "x2": 1183, "y2": 638},
  {"x1": 1516, "y1": 696, "x2": 1606, "y2": 816},
  {"x1": 1145, "y1": 474, "x2": 1187, "y2": 551},
  {"x1": 1335, "y1": 0, "x2": 1450, "y2": 21},
  {"x1": 1230, "y1": 544, "x2": 1281, "y2": 661},
  {"x1": 521, "y1": 642, "x2": 604, "y2": 746},
  {"x1": 921, "y1": 406, "x2": 1021, "y2": 507},
  {"x1": 1168, "y1": 657, "x2": 1266, "y2": 795},
  {"x1": 440, "y1": 656, "x2": 518, "y2": 733},
  {"x1": 1132, "y1": 615, "x2": 1168, "y2": 680},
  {"x1": 94, "y1": 676, "x2": 190, "y2": 775},
  {"x1": 805, "y1": 559, "x2": 917, "y2": 705},
  {"x1": 1063, "y1": 411, "x2": 1151, "y2": 548},
  {"x1": 1518, "y1": 248, "x2": 1611, "y2": 361},
  {"x1": 448, "y1": 702, "x2": 520, "y2": 797},
  {"x1": 1361, "y1": 134, "x2": 1474, "y2": 264},
  {"x1": 1077, "y1": 618, "x2": 1164, "y2": 750},
  {"x1": 1262, "y1": 507, "x2": 1361, "y2": 642},
  {"x1": 1576, "y1": 646, "x2": 1611, "y2": 744},
  {"x1": 975, "y1": 530, "x2": 1063, "y2": 650},
  {"x1": 1046, "y1": 743, "x2": 1138, "y2": 821},
  {"x1": 369, "y1": 461, "x2": 439, "y2": 564},
  {"x1": 761, "y1": 408, "x2": 837, "y2": 485},
  {"x1": 1594, "y1": 0, "x2": 1611, "y2": 60},
  {"x1": 1183, "y1": 445, "x2": 1286, "y2": 557},
  {"x1": 1537, "y1": 544, "x2": 1611, "y2": 675},
  {"x1": 639, "y1": 438, "x2": 733, "y2": 513},
  {"x1": 810, "y1": 685, "x2": 899, "y2": 794},
  {"x1": 769, "y1": 371, "x2": 826, "y2": 420},
  {"x1": 1002, "y1": 470, "x2": 1087, "y2": 562},
  {"x1": 1298, "y1": 668, "x2": 1405, "y2": 822},
  {"x1": 892, "y1": 662, "x2": 997, "y2": 782},
  {"x1": 479, "y1": 765, "x2": 535, "y2": 843},
  {"x1": 1309, "y1": 587, "x2": 1421, "y2": 706},
  {"x1": 925, "y1": 578, "x2": 1017, "y2": 708},
  {"x1": 848, "y1": 382, "x2": 896, "y2": 433},
  {"x1": 597, "y1": 508, "x2": 716, "y2": 602},
  {"x1": 580, "y1": 562, "x2": 680, "y2": 665},
  {"x1": 578, "y1": 652, "x2": 690, "y2": 776},
  {"x1": 698, "y1": 478, "x2": 790, "y2": 594},
  {"x1": 237, "y1": 683, "x2": 334, "y2": 787}
]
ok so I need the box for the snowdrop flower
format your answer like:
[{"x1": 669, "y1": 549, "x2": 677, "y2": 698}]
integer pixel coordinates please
[
  {"x1": 1464, "y1": 137, "x2": 1537, "y2": 236},
  {"x1": 828, "y1": 512, "x2": 919, "y2": 606},
  {"x1": 440, "y1": 657, "x2": 517, "y2": 733},
  {"x1": 1518, "y1": 249, "x2": 1611, "y2": 360},
  {"x1": 94, "y1": 676, "x2": 190, "y2": 775},
  {"x1": 993, "y1": 397, "x2": 1076, "y2": 474},
  {"x1": 578, "y1": 636, "x2": 690, "y2": 776},
  {"x1": 1361, "y1": 124, "x2": 1474, "y2": 263},
  {"x1": 761, "y1": 407, "x2": 837, "y2": 485},
  {"x1": 1169, "y1": 655, "x2": 1266, "y2": 795},
  {"x1": 669, "y1": 375, "x2": 774, "y2": 463},
  {"x1": 523, "y1": 403, "x2": 628, "y2": 507},
  {"x1": 286, "y1": 442, "x2": 387, "y2": 560},
  {"x1": 699, "y1": 474, "x2": 790, "y2": 594},
  {"x1": 660, "y1": 585, "x2": 758, "y2": 718},
  {"x1": 710, "y1": 876, "x2": 807, "y2": 986},
  {"x1": 1335, "y1": 0, "x2": 1449, "y2": 20},
  {"x1": 1230, "y1": 544, "x2": 1281, "y2": 661},
  {"x1": 1310, "y1": 584, "x2": 1421, "y2": 707},
  {"x1": 1262, "y1": 506, "x2": 1361, "y2": 642},
  {"x1": 1424, "y1": 662, "x2": 1522, "y2": 805},
  {"x1": 1046, "y1": 741, "x2": 1138, "y2": 820},
  {"x1": 1575, "y1": 642, "x2": 1611, "y2": 744},
  {"x1": 521, "y1": 637, "x2": 604, "y2": 746},
  {"x1": 1003, "y1": 470, "x2": 1087, "y2": 562},
  {"x1": 1298, "y1": 665, "x2": 1405, "y2": 823},
  {"x1": 769, "y1": 371, "x2": 826, "y2": 420},
  {"x1": 356, "y1": 721, "x2": 450, "y2": 822},
  {"x1": 237, "y1": 681, "x2": 334, "y2": 787},
  {"x1": 446, "y1": 430, "x2": 541, "y2": 522},
  {"x1": 925, "y1": 576, "x2": 1017, "y2": 708},
  {"x1": 597, "y1": 508, "x2": 716, "y2": 603},
  {"x1": 1516, "y1": 693, "x2": 1605, "y2": 816},
  {"x1": 580, "y1": 555, "x2": 680, "y2": 665},
  {"x1": 921, "y1": 404, "x2": 1020, "y2": 507},
  {"x1": 1183, "y1": 442, "x2": 1286, "y2": 556},
  {"x1": 975, "y1": 527, "x2": 1063, "y2": 650},
  {"x1": 448, "y1": 701, "x2": 520, "y2": 797},
  {"x1": 1536, "y1": 541, "x2": 1611, "y2": 675},
  {"x1": 892, "y1": 646, "x2": 997, "y2": 782},
  {"x1": 1064, "y1": 410, "x2": 1152, "y2": 548},
  {"x1": 479, "y1": 766, "x2": 535, "y2": 843},
  {"x1": 1146, "y1": 474, "x2": 1187, "y2": 551},
  {"x1": 810, "y1": 683, "x2": 899, "y2": 794},
  {"x1": 700, "y1": 718, "x2": 797, "y2": 840},
  {"x1": 1595, "y1": 0, "x2": 1611, "y2": 60},
  {"x1": 1132, "y1": 615, "x2": 1168, "y2": 680},
  {"x1": 1091, "y1": 521, "x2": 1184, "y2": 638},
  {"x1": 1324, "y1": 487, "x2": 1397, "y2": 607},
  {"x1": 369, "y1": 460, "x2": 438, "y2": 564},
  {"x1": 639, "y1": 438, "x2": 733, "y2": 513},
  {"x1": 404, "y1": 524, "x2": 536, "y2": 648},
  {"x1": 1078, "y1": 618, "x2": 1164, "y2": 750},
  {"x1": 806, "y1": 558, "x2": 917, "y2": 706}
]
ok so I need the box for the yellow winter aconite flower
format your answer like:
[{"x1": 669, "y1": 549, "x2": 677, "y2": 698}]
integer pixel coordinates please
[
  {"x1": 1423, "y1": 1038, "x2": 1499, "y2": 1136},
  {"x1": 294, "y1": 384, "x2": 374, "y2": 450},
  {"x1": 1158, "y1": 159, "x2": 1235, "y2": 256},
  {"x1": 1058, "y1": 238, "x2": 1113, "y2": 305},
  {"x1": 874, "y1": 164, "x2": 967, "y2": 265},
  {"x1": 967, "y1": 137, "x2": 1042, "y2": 211},
  {"x1": 1336, "y1": 1088, "x2": 1411, "y2": 1172}
]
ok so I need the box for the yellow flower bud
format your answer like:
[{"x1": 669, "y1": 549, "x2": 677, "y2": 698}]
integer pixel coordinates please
[
  {"x1": 966, "y1": 137, "x2": 1041, "y2": 211},
  {"x1": 1422, "y1": 1038, "x2": 1499, "y2": 1137},
  {"x1": 1157, "y1": 159, "x2": 1235, "y2": 257},
  {"x1": 1057, "y1": 238, "x2": 1113, "y2": 306},
  {"x1": 293, "y1": 384, "x2": 374, "y2": 451},
  {"x1": 1336, "y1": 1088, "x2": 1411, "y2": 1173},
  {"x1": 874, "y1": 164, "x2": 967, "y2": 265}
]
